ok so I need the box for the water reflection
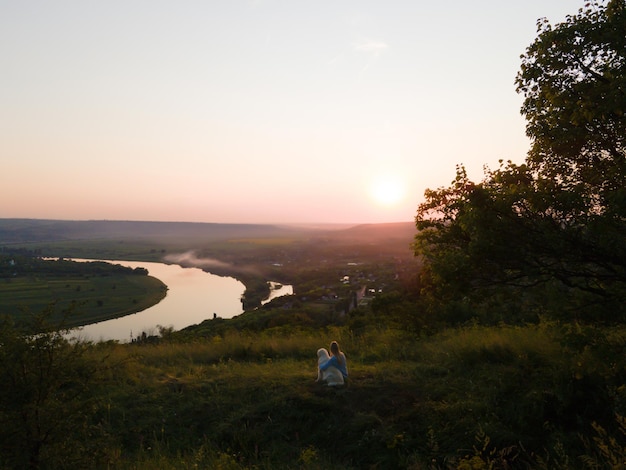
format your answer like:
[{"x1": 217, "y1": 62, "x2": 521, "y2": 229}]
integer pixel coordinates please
[
  {"x1": 262, "y1": 281, "x2": 294, "y2": 305},
  {"x1": 71, "y1": 260, "x2": 245, "y2": 342}
]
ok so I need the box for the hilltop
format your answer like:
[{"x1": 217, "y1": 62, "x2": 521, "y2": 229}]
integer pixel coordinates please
[
  {"x1": 0, "y1": 218, "x2": 414, "y2": 245},
  {"x1": 0, "y1": 218, "x2": 300, "y2": 243}
]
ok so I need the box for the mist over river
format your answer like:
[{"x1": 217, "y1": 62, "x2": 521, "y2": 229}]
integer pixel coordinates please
[{"x1": 69, "y1": 260, "x2": 291, "y2": 342}]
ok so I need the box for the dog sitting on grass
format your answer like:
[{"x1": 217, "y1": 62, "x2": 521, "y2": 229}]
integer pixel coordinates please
[{"x1": 316, "y1": 348, "x2": 344, "y2": 386}]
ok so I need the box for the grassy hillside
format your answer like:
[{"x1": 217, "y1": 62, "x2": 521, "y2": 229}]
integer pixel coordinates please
[
  {"x1": 3, "y1": 220, "x2": 624, "y2": 468},
  {"x1": 3, "y1": 307, "x2": 625, "y2": 469}
]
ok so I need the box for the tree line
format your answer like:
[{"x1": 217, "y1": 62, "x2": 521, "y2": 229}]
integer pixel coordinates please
[{"x1": 0, "y1": 255, "x2": 148, "y2": 279}]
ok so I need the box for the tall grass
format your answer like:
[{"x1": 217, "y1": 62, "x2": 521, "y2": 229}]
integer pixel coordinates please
[
  {"x1": 56, "y1": 321, "x2": 626, "y2": 468},
  {"x1": 421, "y1": 323, "x2": 562, "y2": 367}
]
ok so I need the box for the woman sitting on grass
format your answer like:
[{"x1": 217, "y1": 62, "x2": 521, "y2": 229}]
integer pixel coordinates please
[{"x1": 317, "y1": 341, "x2": 348, "y2": 386}]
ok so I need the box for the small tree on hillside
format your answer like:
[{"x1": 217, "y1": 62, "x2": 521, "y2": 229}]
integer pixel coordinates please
[{"x1": 0, "y1": 307, "x2": 112, "y2": 469}]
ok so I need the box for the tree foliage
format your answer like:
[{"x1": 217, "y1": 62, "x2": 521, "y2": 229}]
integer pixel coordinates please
[
  {"x1": 517, "y1": 0, "x2": 626, "y2": 214},
  {"x1": 0, "y1": 308, "x2": 110, "y2": 469},
  {"x1": 415, "y1": 0, "x2": 626, "y2": 323}
]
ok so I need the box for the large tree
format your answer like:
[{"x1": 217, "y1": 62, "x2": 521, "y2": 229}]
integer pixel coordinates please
[
  {"x1": 414, "y1": 0, "x2": 626, "y2": 322},
  {"x1": 517, "y1": 0, "x2": 626, "y2": 216}
]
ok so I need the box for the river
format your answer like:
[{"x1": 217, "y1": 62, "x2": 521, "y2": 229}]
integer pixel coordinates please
[{"x1": 69, "y1": 260, "x2": 292, "y2": 342}]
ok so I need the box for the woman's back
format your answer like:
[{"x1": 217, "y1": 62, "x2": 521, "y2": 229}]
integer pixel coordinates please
[{"x1": 330, "y1": 341, "x2": 348, "y2": 378}]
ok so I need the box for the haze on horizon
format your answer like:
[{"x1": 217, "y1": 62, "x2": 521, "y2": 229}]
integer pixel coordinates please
[{"x1": 1, "y1": 1, "x2": 582, "y2": 225}]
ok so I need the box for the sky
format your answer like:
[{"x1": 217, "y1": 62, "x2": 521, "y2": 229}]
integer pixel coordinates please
[{"x1": 1, "y1": 0, "x2": 585, "y2": 225}]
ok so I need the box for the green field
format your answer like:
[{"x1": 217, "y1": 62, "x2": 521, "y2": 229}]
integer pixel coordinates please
[{"x1": 0, "y1": 257, "x2": 168, "y2": 329}]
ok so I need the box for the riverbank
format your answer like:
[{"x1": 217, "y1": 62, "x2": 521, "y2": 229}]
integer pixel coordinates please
[
  {"x1": 68, "y1": 260, "x2": 246, "y2": 341},
  {"x1": 1, "y1": 222, "x2": 415, "y2": 333},
  {"x1": 0, "y1": 256, "x2": 168, "y2": 329}
]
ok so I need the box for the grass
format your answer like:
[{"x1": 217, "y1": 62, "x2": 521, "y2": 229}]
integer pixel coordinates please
[
  {"x1": 4, "y1": 233, "x2": 626, "y2": 467},
  {"x1": 56, "y1": 320, "x2": 621, "y2": 468},
  {"x1": 5, "y1": 308, "x2": 626, "y2": 468},
  {"x1": 99, "y1": 340, "x2": 419, "y2": 468},
  {"x1": 0, "y1": 274, "x2": 167, "y2": 328}
]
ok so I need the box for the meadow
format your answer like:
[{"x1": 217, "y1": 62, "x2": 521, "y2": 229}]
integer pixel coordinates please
[
  {"x1": 2, "y1": 222, "x2": 626, "y2": 468},
  {"x1": 0, "y1": 256, "x2": 167, "y2": 328},
  {"x1": 6, "y1": 309, "x2": 625, "y2": 469}
]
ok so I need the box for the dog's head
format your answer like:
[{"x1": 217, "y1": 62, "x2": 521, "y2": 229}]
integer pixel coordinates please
[{"x1": 317, "y1": 348, "x2": 330, "y2": 361}]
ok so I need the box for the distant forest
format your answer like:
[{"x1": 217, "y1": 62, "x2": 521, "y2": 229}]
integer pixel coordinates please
[{"x1": 0, "y1": 256, "x2": 148, "y2": 279}]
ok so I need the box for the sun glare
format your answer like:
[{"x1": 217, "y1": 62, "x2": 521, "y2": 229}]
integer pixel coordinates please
[{"x1": 369, "y1": 176, "x2": 406, "y2": 206}]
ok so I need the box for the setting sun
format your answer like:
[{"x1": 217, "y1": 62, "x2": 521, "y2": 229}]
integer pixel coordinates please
[
  {"x1": 369, "y1": 175, "x2": 406, "y2": 206},
  {"x1": 1, "y1": 1, "x2": 580, "y2": 225}
]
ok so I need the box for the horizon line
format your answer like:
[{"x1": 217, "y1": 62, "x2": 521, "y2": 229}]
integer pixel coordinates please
[{"x1": 0, "y1": 216, "x2": 415, "y2": 226}]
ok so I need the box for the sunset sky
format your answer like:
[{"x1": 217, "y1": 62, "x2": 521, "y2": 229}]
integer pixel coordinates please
[{"x1": 1, "y1": 1, "x2": 583, "y2": 225}]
